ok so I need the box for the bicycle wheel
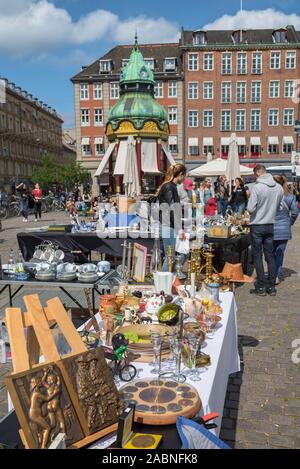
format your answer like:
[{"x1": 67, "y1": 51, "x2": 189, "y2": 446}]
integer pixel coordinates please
[{"x1": 119, "y1": 364, "x2": 137, "y2": 382}]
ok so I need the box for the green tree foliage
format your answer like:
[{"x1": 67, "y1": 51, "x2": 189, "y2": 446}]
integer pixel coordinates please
[{"x1": 32, "y1": 155, "x2": 89, "y2": 189}]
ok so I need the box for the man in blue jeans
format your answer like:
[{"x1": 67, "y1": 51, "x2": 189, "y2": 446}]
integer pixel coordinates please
[{"x1": 247, "y1": 165, "x2": 283, "y2": 296}]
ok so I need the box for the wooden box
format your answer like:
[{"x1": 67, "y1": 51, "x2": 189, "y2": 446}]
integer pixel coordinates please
[{"x1": 207, "y1": 225, "x2": 231, "y2": 239}]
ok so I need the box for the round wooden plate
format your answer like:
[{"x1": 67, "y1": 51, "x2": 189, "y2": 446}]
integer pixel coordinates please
[{"x1": 119, "y1": 378, "x2": 201, "y2": 425}]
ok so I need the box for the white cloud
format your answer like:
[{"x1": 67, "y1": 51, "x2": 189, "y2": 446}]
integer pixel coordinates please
[
  {"x1": 203, "y1": 8, "x2": 300, "y2": 30},
  {"x1": 0, "y1": 0, "x2": 179, "y2": 56}
]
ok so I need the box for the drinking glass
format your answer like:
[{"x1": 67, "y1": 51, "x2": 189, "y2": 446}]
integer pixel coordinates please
[
  {"x1": 187, "y1": 333, "x2": 202, "y2": 381},
  {"x1": 204, "y1": 311, "x2": 215, "y2": 338},
  {"x1": 173, "y1": 338, "x2": 186, "y2": 384},
  {"x1": 150, "y1": 333, "x2": 162, "y2": 375}
]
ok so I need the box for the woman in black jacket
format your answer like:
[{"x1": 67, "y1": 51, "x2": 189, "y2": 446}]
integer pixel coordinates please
[
  {"x1": 229, "y1": 178, "x2": 248, "y2": 214},
  {"x1": 157, "y1": 163, "x2": 187, "y2": 271}
]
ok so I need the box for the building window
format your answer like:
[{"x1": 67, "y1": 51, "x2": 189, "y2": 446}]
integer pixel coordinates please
[
  {"x1": 188, "y1": 144, "x2": 199, "y2": 156},
  {"x1": 193, "y1": 31, "x2": 207, "y2": 45},
  {"x1": 204, "y1": 53, "x2": 214, "y2": 70},
  {"x1": 269, "y1": 80, "x2": 280, "y2": 98},
  {"x1": 121, "y1": 59, "x2": 129, "y2": 67},
  {"x1": 82, "y1": 144, "x2": 91, "y2": 156},
  {"x1": 99, "y1": 60, "x2": 112, "y2": 73},
  {"x1": 204, "y1": 145, "x2": 214, "y2": 156},
  {"x1": 164, "y1": 57, "x2": 176, "y2": 71},
  {"x1": 252, "y1": 52, "x2": 262, "y2": 74},
  {"x1": 203, "y1": 82, "x2": 213, "y2": 99},
  {"x1": 188, "y1": 53, "x2": 199, "y2": 71},
  {"x1": 236, "y1": 81, "x2": 246, "y2": 103},
  {"x1": 169, "y1": 143, "x2": 178, "y2": 154},
  {"x1": 273, "y1": 30, "x2": 286, "y2": 43},
  {"x1": 188, "y1": 82, "x2": 198, "y2": 99},
  {"x1": 110, "y1": 82, "x2": 119, "y2": 99},
  {"x1": 154, "y1": 81, "x2": 163, "y2": 98},
  {"x1": 144, "y1": 58, "x2": 155, "y2": 70},
  {"x1": 235, "y1": 110, "x2": 246, "y2": 131},
  {"x1": 222, "y1": 53, "x2": 232, "y2": 74},
  {"x1": 251, "y1": 109, "x2": 261, "y2": 131},
  {"x1": 238, "y1": 145, "x2": 246, "y2": 156},
  {"x1": 203, "y1": 110, "x2": 214, "y2": 128},
  {"x1": 251, "y1": 81, "x2": 262, "y2": 103},
  {"x1": 221, "y1": 145, "x2": 229, "y2": 157},
  {"x1": 93, "y1": 83, "x2": 102, "y2": 100},
  {"x1": 237, "y1": 52, "x2": 247, "y2": 74},
  {"x1": 221, "y1": 82, "x2": 232, "y2": 103},
  {"x1": 221, "y1": 110, "x2": 231, "y2": 131},
  {"x1": 286, "y1": 51, "x2": 296, "y2": 69},
  {"x1": 95, "y1": 143, "x2": 104, "y2": 155},
  {"x1": 284, "y1": 80, "x2": 295, "y2": 98},
  {"x1": 80, "y1": 84, "x2": 89, "y2": 100},
  {"x1": 81, "y1": 109, "x2": 90, "y2": 126},
  {"x1": 94, "y1": 108, "x2": 103, "y2": 126},
  {"x1": 283, "y1": 143, "x2": 293, "y2": 153},
  {"x1": 283, "y1": 108, "x2": 294, "y2": 126},
  {"x1": 268, "y1": 109, "x2": 279, "y2": 126},
  {"x1": 188, "y1": 110, "x2": 198, "y2": 127},
  {"x1": 270, "y1": 51, "x2": 281, "y2": 69},
  {"x1": 168, "y1": 81, "x2": 177, "y2": 98},
  {"x1": 168, "y1": 106, "x2": 177, "y2": 124},
  {"x1": 268, "y1": 144, "x2": 279, "y2": 154}
]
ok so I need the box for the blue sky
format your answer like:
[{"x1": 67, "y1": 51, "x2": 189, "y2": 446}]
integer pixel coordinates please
[{"x1": 0, "y1": 0, "x2": 299, "y2": 127}]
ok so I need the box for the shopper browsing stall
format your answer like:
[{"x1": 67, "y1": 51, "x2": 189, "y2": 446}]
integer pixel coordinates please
[
  {"x1": 229, "y1": 178, "x2": 249, "y2": 214},
  {"x1": 157, "y1": 163, "x2": 187, "y2": 271},
  {"x1": 32, "y1": 183, "x2": 43, "y2": 222},
  {"x1": 16, "y1": 182, "x2": 29, "y2": 222},
  {"x1": 273, "y1": 175, "x2": 298, "y2": 284},
  {"x1": 247, "y1": 165, "x2": 283, "y2": 296}
]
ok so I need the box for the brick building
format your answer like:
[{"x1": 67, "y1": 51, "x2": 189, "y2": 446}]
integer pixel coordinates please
[
  {"x1": 72, "y1": 26, "x2": 300, "y2": 193},
  {"x1": 181, "y1": 26, "x2": 300, "y2": 166},
  {"x1": 0, "y1": 79, "x2": 63, "y2": 190}
]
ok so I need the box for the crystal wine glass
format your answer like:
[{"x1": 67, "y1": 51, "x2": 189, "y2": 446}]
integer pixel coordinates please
[
  {"x1": 150, "y1": 332, "x2": 162, "y2": 375},
  {"x1": 187, "y1": 333, "x2": 202, "y2": 381},
  {"x1": 173, "y1": 338, "x2": 186, "y2": 384}
]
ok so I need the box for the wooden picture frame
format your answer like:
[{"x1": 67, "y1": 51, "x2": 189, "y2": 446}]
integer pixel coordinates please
[{"x1": 132, "y1": 243, "x2": 147, "y2": 283}]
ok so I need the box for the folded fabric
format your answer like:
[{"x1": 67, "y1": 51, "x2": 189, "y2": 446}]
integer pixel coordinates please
[
  {"x1": 175, "y1": 233, "x2": 190, "y2": 255},
  {"x1": 176, "y1": 416, "x2": 231, "y2": 449}
]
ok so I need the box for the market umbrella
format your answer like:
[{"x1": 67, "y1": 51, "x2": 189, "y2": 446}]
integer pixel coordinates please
[
  {"x1": 123, "y1": 135, "x2": 141, "y2": 197},
  {"x1": 189, "y1": 159, "x2": 253, "y2": 177},
  {"x1": 225, "y1": 133, "x2": 240, "y2": 194}
]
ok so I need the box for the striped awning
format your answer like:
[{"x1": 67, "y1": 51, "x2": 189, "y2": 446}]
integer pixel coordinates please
[
  {"x1": 203, "y1": 137, "x2": 213, "y2": 146},
  {"x1": 283, "y1": 136, "x2": 294, "y2": 144},
  {"x1": 250, "y1": 136, "x2": 261, "y2": 146},
  {"x1": 237, "y1": 137, "x2": 246, "y2": 146},
  {"x1": 81, "y1": 137, "x2": 90, "y2": 145},
  {"x1": 221, "y1": 137, "x2": 230, "y2": 146},
  {"x1": 188, "y1": 137, "x2": 199, "y2": 146},
  {"x1": 94, "y1": 137, "x2": 103, "y2": 144},
  {"x1": 268, "y1": 136, "x2": 279, "y2": 145}
]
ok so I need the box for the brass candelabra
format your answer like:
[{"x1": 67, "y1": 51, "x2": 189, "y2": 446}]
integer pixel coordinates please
[{"x1": 199, "y1": 244, "x2": 218, "y2": 283}]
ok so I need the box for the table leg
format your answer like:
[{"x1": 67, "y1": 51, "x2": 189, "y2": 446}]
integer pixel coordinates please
[
  {"x1": 8, "y1": 284, "x2": 12, "y2": 307},
  {"x1": 59, "y1": 287, "x2": 85, "y2": 312},
  {"x1": 11, "y1": 285, "x2": 24, "y2": 301}
]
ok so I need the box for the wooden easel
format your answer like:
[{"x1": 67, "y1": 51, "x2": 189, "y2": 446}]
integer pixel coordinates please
[{"x1": 5, "y1": 294, "x2": 117, "y2": 449}]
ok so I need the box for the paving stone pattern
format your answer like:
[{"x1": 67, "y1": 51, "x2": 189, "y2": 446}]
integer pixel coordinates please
[{"x1": 0, "y1": 214, "x2": 299, "y2": 448}]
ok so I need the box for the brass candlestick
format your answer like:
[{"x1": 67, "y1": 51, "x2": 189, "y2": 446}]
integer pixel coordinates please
[
  {"x1": 187, "y1": 260, "x2": 192, "y2": 284},
  {"x1": 167, "y1": 245, "x2": 173, "y2": 273}
]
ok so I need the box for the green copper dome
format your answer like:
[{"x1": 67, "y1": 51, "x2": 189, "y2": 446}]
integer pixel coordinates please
[
  {"x1": 119, "y1": 44, "x2": 155, "y2": 86},
  {"x1": 107, "y1": 37, "x2": 168, "y2": 131}
]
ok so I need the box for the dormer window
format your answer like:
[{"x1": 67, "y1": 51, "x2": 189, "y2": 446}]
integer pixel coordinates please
[
  {"x1": 164, "y1": 57, "x2": 176, "y2": 71},
  {"x1": 99, "y1": 60, "x2": 112, "y2": 73},
  {"x1": 273, "y1": 29, "x2": 287, "y2": 43},
  {"x1": 144, "y1": 58, "x2": 155, "y2": 70},
  {"x1": 232, "y1": 30, "x2": 246, "y2": 44},
  {"x1": 121, "y1": 59, "x2": 129, "y2": 68},
  {"x1": 193, "y1": 30, "x2": 207, "y2": 45}
]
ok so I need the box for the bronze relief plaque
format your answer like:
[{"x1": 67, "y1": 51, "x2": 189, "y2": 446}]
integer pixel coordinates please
[
  {"x1": 62, "y1": 348, "x2": 125, "y2": 435},
  {"x1": 6, "y1": 363, "x2": 84, "y2": 449}
]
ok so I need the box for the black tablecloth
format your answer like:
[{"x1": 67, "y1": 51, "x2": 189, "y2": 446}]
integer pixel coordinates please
[
  {"x1": 17, "y1": 231, "x2": 251, "y2": 268},
  {"x1": 17, "y1": 232, "x2": 156, "y2": 262}
]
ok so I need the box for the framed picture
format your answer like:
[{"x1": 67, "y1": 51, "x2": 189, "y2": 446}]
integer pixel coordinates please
[{"x1": 132, "y1": 243, "x2": 147, "y2": 283}]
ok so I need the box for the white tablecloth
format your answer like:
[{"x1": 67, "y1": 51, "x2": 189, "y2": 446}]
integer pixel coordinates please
[
  {"x1": 125, "y1": 292, "x2": 240, "y2": 435},
  {"x1": 8, "y1": 293, "x2": 240, "y2": 437}
]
